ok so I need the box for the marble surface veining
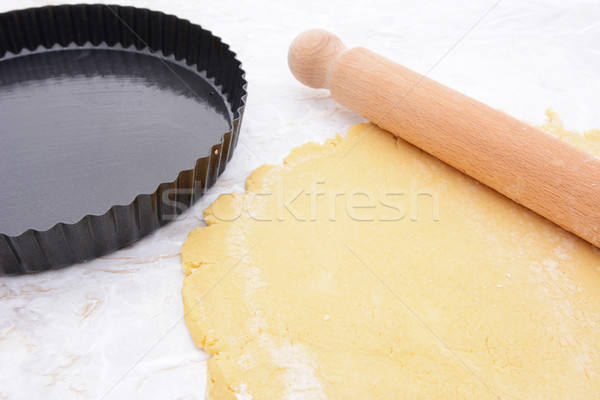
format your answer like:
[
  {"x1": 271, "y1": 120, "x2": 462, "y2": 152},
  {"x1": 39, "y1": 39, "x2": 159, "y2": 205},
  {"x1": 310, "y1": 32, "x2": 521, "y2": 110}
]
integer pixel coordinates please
[{"x1": 1, "y1": 0, "x2": 599, "y2": 398}]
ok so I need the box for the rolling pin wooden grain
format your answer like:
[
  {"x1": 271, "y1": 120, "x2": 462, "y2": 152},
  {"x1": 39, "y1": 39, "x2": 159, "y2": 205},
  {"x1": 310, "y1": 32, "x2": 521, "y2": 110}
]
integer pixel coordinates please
[{"x1": 288, "y1": 29, "x2": 600, "y2": 248}]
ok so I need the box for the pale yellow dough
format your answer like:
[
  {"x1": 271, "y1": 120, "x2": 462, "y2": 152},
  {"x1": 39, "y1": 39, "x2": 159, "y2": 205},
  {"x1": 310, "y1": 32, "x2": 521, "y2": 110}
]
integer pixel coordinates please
[{"x1": 182, "y1": 111, "x2": 600, "y2": 400}]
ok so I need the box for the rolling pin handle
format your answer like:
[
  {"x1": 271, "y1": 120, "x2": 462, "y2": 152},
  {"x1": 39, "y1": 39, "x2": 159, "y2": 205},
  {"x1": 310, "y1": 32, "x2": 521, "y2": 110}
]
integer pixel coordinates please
[{"x1": 288, "y1": 29, "x2": 347, "y2": 90}]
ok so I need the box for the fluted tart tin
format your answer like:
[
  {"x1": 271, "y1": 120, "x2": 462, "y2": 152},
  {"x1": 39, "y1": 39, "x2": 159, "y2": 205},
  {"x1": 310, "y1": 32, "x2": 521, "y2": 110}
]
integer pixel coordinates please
[{"x1": 0, "y1": 4, "x2": 247, "y2": 275}]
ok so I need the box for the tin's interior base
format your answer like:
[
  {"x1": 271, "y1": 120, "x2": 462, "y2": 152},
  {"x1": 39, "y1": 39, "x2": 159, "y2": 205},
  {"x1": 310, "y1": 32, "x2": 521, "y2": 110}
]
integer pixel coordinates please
[{"x1": 0, "y1": 47, "x2": 231, "y2": 236}]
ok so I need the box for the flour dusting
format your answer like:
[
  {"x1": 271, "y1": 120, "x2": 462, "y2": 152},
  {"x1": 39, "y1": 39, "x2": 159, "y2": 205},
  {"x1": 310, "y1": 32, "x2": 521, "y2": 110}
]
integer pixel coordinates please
[
  {"x1": 235, "y1": 383, "x2": 253, "y2": 400},
  {"x1": 263, "y1": 336, "x2": 326, "y2": 400}
]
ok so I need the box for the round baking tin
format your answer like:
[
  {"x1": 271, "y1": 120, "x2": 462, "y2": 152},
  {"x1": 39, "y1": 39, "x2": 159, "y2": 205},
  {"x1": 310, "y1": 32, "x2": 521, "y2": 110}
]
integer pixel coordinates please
[{"x1": 0, "y1": 4, "x2": 247, "y2": 275}]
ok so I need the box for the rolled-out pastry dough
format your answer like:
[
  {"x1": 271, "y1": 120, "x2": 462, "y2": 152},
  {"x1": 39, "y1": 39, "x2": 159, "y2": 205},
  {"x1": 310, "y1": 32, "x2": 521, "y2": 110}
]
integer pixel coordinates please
[{"x1": 182, "y1": 112, "x2": 600, "y2": 399}]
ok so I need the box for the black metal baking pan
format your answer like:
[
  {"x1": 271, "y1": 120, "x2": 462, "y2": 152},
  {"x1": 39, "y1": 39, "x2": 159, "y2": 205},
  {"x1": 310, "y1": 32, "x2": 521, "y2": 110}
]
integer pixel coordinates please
[{"x1": 0, "y1": 4, "x2": 247, "y2": 275}]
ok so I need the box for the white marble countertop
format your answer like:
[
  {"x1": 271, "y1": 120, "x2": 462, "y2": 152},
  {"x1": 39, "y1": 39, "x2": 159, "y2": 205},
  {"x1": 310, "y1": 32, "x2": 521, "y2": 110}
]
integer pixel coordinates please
[{"x1": 1, "y1": 0, "x2": 599, "y2": 398}]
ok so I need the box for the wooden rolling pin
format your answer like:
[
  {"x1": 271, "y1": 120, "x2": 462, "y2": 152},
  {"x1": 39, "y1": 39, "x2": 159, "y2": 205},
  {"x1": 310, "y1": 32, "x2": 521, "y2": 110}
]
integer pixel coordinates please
[{"x1": 288, "y1": 29, "x2": 600, "y2": 248}]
